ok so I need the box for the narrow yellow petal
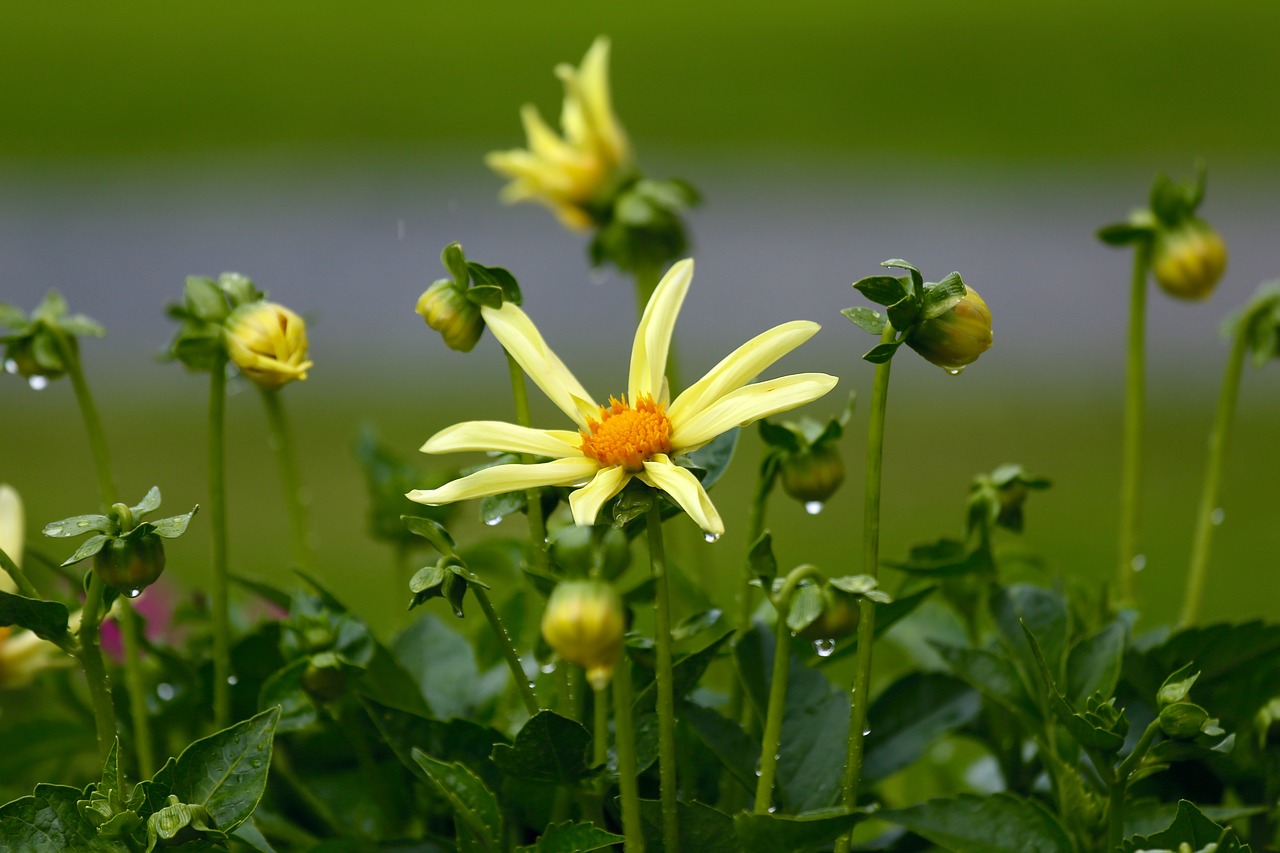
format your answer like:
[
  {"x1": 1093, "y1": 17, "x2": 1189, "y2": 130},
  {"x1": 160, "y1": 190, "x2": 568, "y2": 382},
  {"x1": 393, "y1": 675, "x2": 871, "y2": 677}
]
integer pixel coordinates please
[
  {"x1": 568, "y1": 466, "x2": 632, "y2": 526},
  {"x1": 481, "y1": 302, "x2": 600, "y2": 428},
  {"x1": 407, "y1": 457, "x2": 600, "y2": 506},
  {"x1": 0, "y1": 484, "x2": 23, "y2": 593},
  {"x1": 671, "y1": 373, "x2": 839, "y2": 452},
  {"x1": 628, "y1": 259, "x2": 693, "y2": 403},
  {"x1": 667, "y1": 321, "x2": 821, "y2": 423},
  {"x1": 639, "y1": 456, "x2": 724, "y2": 536},
  {"x1": 421, "y1": 421, "x2": 582, "y2": 458}
]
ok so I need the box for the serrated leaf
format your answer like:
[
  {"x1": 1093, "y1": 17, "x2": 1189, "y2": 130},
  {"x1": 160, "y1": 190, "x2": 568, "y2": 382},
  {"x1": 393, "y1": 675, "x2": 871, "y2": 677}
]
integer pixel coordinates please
[
  {"x1": 524, "y1": 820, "x2": 624, "y2": 853},
  {"x1": 882, "y1": 793, "x2": 1074, "y2": 853},
  {"x1": 0, "y1": 783, "x2": 113, "y2": 852},
  {"x1": 0, "y1": 590, "x2": 70, "y2": 644},
  {"x1": 1067, "y1": 621, "x2": 1125, "y2": 706},
  {"x1": 1121, "y1": 799, "x2": 1244, "y2": 853},
  {"x1": 61, "y1": 533, "x2": 110, "y2": 566},
  {"x1": 412, "y1": 750, "x2": 503, "y2": 853},
  {"x1": 130, "y1": 486, "x2": 162, "y2": 517},
  {"x1": 733, "y1": 808, "x2": 870, "y2": 853},
  {"x1": 840, "y1": 306, "x2": 886, "y2": 335},
  {"x1": 638, "y1": 799, "x2": 736, "y2": 853},
  {"x1": 852, "y1": 275, "x2": 908, "y2": 307},
  {"x1": 491, "y1": 711, "x2": 594, "y2": 784},
  {"x1": 149, "y1": 507, "x2": 198, "y2": 539}
]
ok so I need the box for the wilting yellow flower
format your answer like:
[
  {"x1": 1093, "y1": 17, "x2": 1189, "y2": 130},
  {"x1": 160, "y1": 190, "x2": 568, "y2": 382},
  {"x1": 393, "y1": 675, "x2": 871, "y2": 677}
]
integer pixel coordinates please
[
  {"x1": 542, "y1": 579, "x2": 625, "y2": 690},
  {"x1": 225, "y1": 301, "x2": 314, "y2": 389},
  {"x1": 485, "y1": 37, "x2": 633, "y2": 231},
  {"x1": 408, "y1": 259, "x2": 837, "y2": 537},
  {"x1": 0, "y1": 484, "x2": 22, "y2": 594}
]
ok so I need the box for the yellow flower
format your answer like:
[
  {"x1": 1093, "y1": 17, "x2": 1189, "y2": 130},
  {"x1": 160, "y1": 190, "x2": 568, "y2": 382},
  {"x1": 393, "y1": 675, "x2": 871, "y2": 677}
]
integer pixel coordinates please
[
  {"x1": 408, "y1": 259, "x2": 838, "y2": 537},
  {"x1": 0, "y1": 625, "x2": 71, "y2": 689},
  {"x1": 0, "y1": 484, "x2": 22, "y2": 594},
  {"x1": 485, "y1": 37, "x2": 633, "y2": 232},
  {"x1": 225, "y1": 301, "x2": 314, "y2": 389}
]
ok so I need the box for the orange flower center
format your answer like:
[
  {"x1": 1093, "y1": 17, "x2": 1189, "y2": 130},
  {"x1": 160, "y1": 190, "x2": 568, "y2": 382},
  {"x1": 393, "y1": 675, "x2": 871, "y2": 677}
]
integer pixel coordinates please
[{"x1": 579, "y1": 395, "x2": 672, "y2": 472}]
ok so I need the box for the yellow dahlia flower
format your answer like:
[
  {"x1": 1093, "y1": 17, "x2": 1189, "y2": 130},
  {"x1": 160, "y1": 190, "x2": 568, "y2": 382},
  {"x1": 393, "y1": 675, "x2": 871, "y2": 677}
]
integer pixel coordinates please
[
  {"x1": 485, "y1": 37, "x2": 633, "y2": 232},
  {"x1": 407, "y1": 259, "x2": 837, "y2": 537}
]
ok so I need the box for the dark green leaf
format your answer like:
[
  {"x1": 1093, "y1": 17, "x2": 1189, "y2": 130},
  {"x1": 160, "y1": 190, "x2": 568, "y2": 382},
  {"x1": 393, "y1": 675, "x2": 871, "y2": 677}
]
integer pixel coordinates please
[
  {"x1": 491, "y1": 711, "x2": 595, "y2": 784},
  {"x1": 881, "y1": 258, "x2": 924, "y2": 289},
  {"x1": 882, "y1": 793, "x2": 1074, "y2": 853},
  {"x1": 671, "y1": 609, "x2": 724, "y2": 643},
  {"x1": 360, "y1": 697, "x2": 507, "y2": 792},
  {"x1": 0, "y1": 783, "x2": 112, "y2": 852},
  {"x1": 933, "y1": 642, "x2": 1038, "y2": 722},
  {"x1": 679, "y1": 701, "x2": 759, "y2": 794},
  {"x1": 480, "y1": 490, "x2": 526, "y2": 527},
  {"x1": 863, "y1": 673, "x2": 982, "y2": 783},
  {"x1": 747, "y1": 531, "x2": 777, "y2": 584},
  {"x1": 411, "y1": 750, "x2": 503, "y2": 853},
  {"x1": 231, "y1": 819, "x2": 277, "y2": 853},
  {"x1": 1066, "y1": 621, "x2": 1125, "y2": 706},
  {"x1": 1097, "y1": 223, "x2": 1155, "y2": 246},
  {"x1": 130, "y1": 486, "x2": 162, "y2": 517},
  {"x1": 1121, "y1": 799, "x2": 1243, "y2": 853},
  {"x1": 258, "y1": 658, "x2": 319, "y2": 733},
  {"x1": 685, "y1": 428, "x2": 739, "y2": 490},
  {"x1": 61, "y1": 533, "x2": 109, "y2": 566},
  {"x1": 862, "y1": 340, "x2": 903, "y2": 364},
  {"x1": 634, "y1": 632, "x2": 733, "y2": 712},
  {"x1": 467, "y1": 262, "x2": 522, "y2": 306},
  {"x1": 637, "y1": 799, "x2": 736, "y2": 853},
  {"x1": 757, "y1": 419, "x2": 801, "y2": 452},
  {"x1": 42, "y1": 514, "x2": 112, "y2": 538},
  {"x1": 441, "y1": 242, "x2": 469, "y2": 287},
  {"x1": 0, "y1": 590, "x2": 70, "y2": 644},
  {"x1": 991, "y1": 584, "x2": 1069, "y2": 686},
  {"x1": 840, "y1": 306, "x2": 886, "y2": 335},
  {"x1": 886, "y1": 294, "x2": 921, "y2": 330},
  {"x1": 884, "y1": 538, "x2": 987, "y2": 577},
  {"x1": 465, "y1": 285, "x2": 505, "y2": 309},
  {"x1": 400, "y1": 516, "x2": 456, "y2": 555},
  {"x1": 733, "y1": 808, "x2": 869, "y2": 853},
  {"x1": 230, "y1": 574, "x2": 293, "y2": 611},
  {"x1": 815, "y1": 585, "x2": 937, "y2": 666},
  {"x1": 392, "y1": 614, "x2": 485, "y2": 719},
  {"x1": 852, "y1": 275, "x2": 908, "y2": 307},
  {"x1": 526, "y1": 820, "x2": 624, "y2": 853},
  {"x1": 1157, "y1": 661, "x2": 1200, "y2": 708},
  {"x1": 149, "y1": 507, "x2": 198, "y2": 539}
]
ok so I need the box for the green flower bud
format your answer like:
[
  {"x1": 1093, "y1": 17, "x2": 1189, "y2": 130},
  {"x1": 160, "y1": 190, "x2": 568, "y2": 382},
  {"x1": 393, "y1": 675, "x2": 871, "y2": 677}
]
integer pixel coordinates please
[
  {"x1": 1152, "y1": 219, "x2": 1227, "y2": 300},
  {"x1": 1254, "y1": 697, "x2": 1280, "y2": 749},
  {"x1": 302, "y1": 652, "x2": 348, "y2": 702},
  {"x1": 416, "y1": 279, "x2": 484, "y2": 352},
  {"x1": 797, "y1": 586, "x2": 860, "y2": 642},
  {"x1": 779, "y1": 443, "x2": 845, "y2": 506},
  {"x1": 1158, "y1": 701, "x2": 1210, "y2": 740},
  {"x1": 225, "y1": 301, "x2": 314, "y2": 389},
  {"x1": 905, "y1": 286, "x2": 993, "y2": 372},
  {"x1": 549, "y1": 525, "x2": 631, "y2": 579},
  {"x1": 5, "y1": 337, "x2": 65, "y2": 381},
  {"x1": 541, "y1": 579, "x2": 625, "y2": 691},
  {"x1": 93, "y1": 534, "x2": 166, "y2": 596}
]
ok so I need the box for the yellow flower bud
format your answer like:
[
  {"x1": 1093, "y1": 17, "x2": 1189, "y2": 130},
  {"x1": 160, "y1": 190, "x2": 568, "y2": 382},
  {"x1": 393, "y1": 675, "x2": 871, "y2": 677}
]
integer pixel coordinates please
[
  {"x1": 905, "y1": 286, "x2": 993, "y2": 372},
  {"x1": 416, "y1": 280, "x2": 484, "y2": 352},
  {"x1": 541, "y1": 579, "x2": 625, "y2": 691},
  {"x1": 1152, "y1": 219, "x2": 1227, "y2": 300},
  {"x1": 225, "y1": 301, "x2": 314, "y2": 389}
]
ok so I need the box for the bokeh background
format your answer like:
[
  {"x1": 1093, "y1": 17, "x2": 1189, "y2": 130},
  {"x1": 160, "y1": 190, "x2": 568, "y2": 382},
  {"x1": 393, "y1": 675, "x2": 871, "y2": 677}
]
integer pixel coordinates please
[{"x1": 3, "y1": 1, "x2": 1278, "y2": 629}]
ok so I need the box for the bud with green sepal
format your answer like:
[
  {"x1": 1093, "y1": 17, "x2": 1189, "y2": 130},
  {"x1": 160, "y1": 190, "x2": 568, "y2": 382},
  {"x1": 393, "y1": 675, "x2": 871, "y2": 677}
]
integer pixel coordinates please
[
  {"x1": 967, "y1": 464, "x2": 1052, "y2": 539},
  {"x1": 548, "y1": 523, "x2": 631, "y2": 580},
  {"x1": 843, "y1": 259, "x2": 993, "y2": 372},
  {"x1": 541, "y1": 578, "x2": 626, "y2": 691},
  {"x1": 165, "y1": 272, "x2": 265, "y2": 373},
  {"x1": 415, "y1": 242, "x2": 523, "y2": 352},
  {"x1": 758, "y1": 393, "x2": 854, "y2": 512},
  {"x1": 0, "y1": 291, "x2": 105, "y2": 386},
  {"x1": 44, "y1": 486, "x2": 198, "y2": 597}
]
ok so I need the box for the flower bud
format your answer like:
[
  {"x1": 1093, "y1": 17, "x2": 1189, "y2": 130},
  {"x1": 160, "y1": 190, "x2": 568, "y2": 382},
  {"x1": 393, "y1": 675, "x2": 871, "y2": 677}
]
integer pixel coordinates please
[
  {"x1": 416, "y1": 279, "x2": 484, "y2": 352},
  {"x1": 1254, "y1": 697, "x2": 1280, "y2": 749},
  {"x1": 906, "y1": 286, "x2": 993, "y2": 372},
  {"x1": 1152, "y1": 219, "x2": 1227, "y2": 300},
  {"x1": 798, "y1": 587, "x2": 860, "y2": 642},
  {"x1": 225, "y1": 301, "x2": 313, "y2": 389},
  {"x1": 302, "y1": 652, "x2": 348, "y2": 702},
  {"x1": 541, "y1": 579, "x2": 625, "y2": 691},
  {"x1": 93, "y1": 535, "x2": 166, "y2": 596},
  {"x1": 1158, "y1": 701, "x2": 1210, "y2": 740},
  {"x1": 780, "y1": 444, "x2": 845, "y2": 505},
  {"x1": 549, "y1": 525, "x2": 631, "y2": 579},
  {"x1": 4, "y1": 337, "x2": 65, "y2": 381}
]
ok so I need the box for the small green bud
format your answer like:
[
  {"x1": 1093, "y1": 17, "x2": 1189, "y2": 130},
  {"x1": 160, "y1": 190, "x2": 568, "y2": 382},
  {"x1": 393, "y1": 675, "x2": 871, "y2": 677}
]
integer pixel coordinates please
[
  {"x1": 780, "y1": 443, "x2": 845, "y2": 506},
  {"x1": 1254, "y1": 697, "x2": 1280, "y2": 749},
  {"x1": 302, "y1": 652, "x2": 348, "y2": 702},
  {"x1": 93, "y1": 534, "x2": 166, "y2": 595},
  {"x1": 905, "y1": 286, "x2": 993, "y2": 372},
  {"x1": 549, "y1": 525, "x2": 631, "y2": 579},
  {"x1": 4, "y1": 337, "x2": 65, "y2": 381},
  {"x1": 541, "y1": 579, "x2": 625, "y2": 691},
  {"x1": 1158, "y1": 702, "x2": 1210, "y2": 740},
  {"x1": 416, "y1": 279, "x2": 484, "y2": 352},
  {"x1": 797, "y1": 586, "x2": 860, "y2": 642},
  {"x1": 1152, "y1": 219, "x2": 1227, "y2": 300}
]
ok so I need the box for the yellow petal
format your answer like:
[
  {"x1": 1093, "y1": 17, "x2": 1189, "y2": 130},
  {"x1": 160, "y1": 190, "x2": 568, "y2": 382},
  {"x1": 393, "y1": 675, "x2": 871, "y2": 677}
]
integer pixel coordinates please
[
  {"x1": 628, "y1": 259, "x2": 693, "y2": 403},
  {"x1": 481, "y1": 302, "x2": 600, "y2": 428},
  {"x1": 668, "y1": 320, "x2": 820, "y2": 423},
  {"x1": 671, "y1": 373, "x2": 839, "y2": 452},
  {"x1": 408, "y1": 457, "x2": 601, "y2": 506},
  {"x1": 567, "y1": 36, "x2": 630, "y2": 168},
  {"x1": 421, "y1": 421, "x2": 583, "y2": 458},
  {"x1": 0, "y1": 484, "x2": 23, "y2": 593},
  {"x1": 639, "y1": 456, "x2": 724, "y2": 536},
  {"x1": 568, "y1": 466, "x2": 632, "y2": 526}
]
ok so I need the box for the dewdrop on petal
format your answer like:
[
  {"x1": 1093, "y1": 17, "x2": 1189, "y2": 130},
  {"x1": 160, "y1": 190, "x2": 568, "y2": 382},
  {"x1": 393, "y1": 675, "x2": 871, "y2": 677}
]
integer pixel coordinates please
[
  {"x1": 905, "y1": 286, "x2": 993, "y2": 372},
  {"x1": 1152, "y1": 219, "x2": 1227, "y2": 301},
  {"x1": 541, "y1": 579, "x2": 625, "y2": 691},
  {"x1": 225, "y1": 301, "x2": 314, "y2": 389},
  {"x1": 417, "y1": 279, "x2": 484, "y2": 352}
]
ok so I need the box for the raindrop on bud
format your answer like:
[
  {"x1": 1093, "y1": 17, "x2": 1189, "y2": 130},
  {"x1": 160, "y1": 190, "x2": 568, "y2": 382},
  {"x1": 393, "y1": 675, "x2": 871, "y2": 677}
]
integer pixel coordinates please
[
  {"x1": 804, "y1": 501, "x2": 824, "y2": 515},
  {"x1": 123, "y1": 588, "x2": 142, "y2": 599},
  {"x1": 27, "y1": 375, "x2": 48, "y2": 390},
  {"x1": 484, "y1": 516, "x2": 503, "y2": 527},
  {"x1": 812, "y1": 638, "x2": 836, "y2": 657}
]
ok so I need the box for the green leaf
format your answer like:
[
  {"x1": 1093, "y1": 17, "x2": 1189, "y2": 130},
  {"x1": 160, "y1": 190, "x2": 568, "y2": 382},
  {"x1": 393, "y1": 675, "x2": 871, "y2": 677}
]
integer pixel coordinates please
[
  {"x1": 991, "y1": 584, "x2": 1069, "y2": 685},
  {"x1": 400, "y1": 516, "x2": 456, "y2": 555},
  {"x1": 411, "y1": 750, "x2": 503, "y2": 853},
  {"x1": 0, "y1": 590, "x2": 70, "y2": 644},
  {"x1": 465, "y1": 285, "x2": 505, "y2": 309},
  {"x1": 924, "y1": 272, "x2": 967, "y2": 312},
  {"x1": 1156, "y1": 661, "x2": 1200, "y2": 708},
  {"x1": 258, "y1": 658, "x2": 319, "y2": 733},
  {"x1": 522, "y1": 820, "x2": 624, "y2": 853},
  {"x1": 881, "y1": 258, "x2": 924, "y2": 289},
  {"x1": 882, "y1": 793, "x2": 1074, "y2": 853},
  {"x1": 863, "y1": 672, "x2": 982, "y2": 783},
  {"x1": 840, "y1": 306, "x2": 886, "y2": 335},
  {"x1": 392, "y1": 614, "x2": 488, "y2": 719},
  {"x1": 1066, "y1": 621, "x2": 1125, "y2": 706},
  {"x1": 679, "y1": 701, "x2": 759, "y2": 794},
  {"x1": 130, "y1": 486, "x2": 162, "y2": 517},
  {"x1": 145, "y1": 706, "x2": 280, "y2": 835},
  {"x1": 231, "y1": 818, "x2": 277, "y2": 853},
  {"x1": 932, "y1": 642, "x2": 1038, "y2": 722},
  {"x1": 491, "y1": 711, "x2": 594, "y2": 784},
  {"x1": 786, "y1": 583, "x2": 824, "y2": 633},
  {"x1": 634, "y1": 632, "x2": 734, "y2": 712},
  {"x1": 1097, "y1": 222, "x2": 1155, "y2": 246},
  {"x1": 441, "y1": 242, "x2": 470, "y2": 287},
  {"x1": 42, "y1": 514, "x2": 113, "y2": 538},
  {"x1": 144, "y1": 797, "x2": 224, "y2": 851},
  {"x1": 852, "y1": 275, "x2": 908, "y2": 307},
  {"x1": 684, "y1": 427, "x2": 739, "y2": 490},
  {"x1": 815, "y1": 585, "x2": 937, "y2": 666},
  {"x1": 183, "y1": 276, "x2": 230, "y2": 322},
  {"x1": 468, "y1": 262, "x2": 522, "y2": 306},
  {"x1": 480, "y1": 490, "x2": 526, "y2": 527},
  {"x1": 1121, "y1": 799, "x2": 1245, "y2": 853},
  {"x1": 733, "y1": 808, "x2": 869, "y2": 853},
  {"x1": 886, "y1": 294, "x2": 921, "y2": 330},
  {"x1": 61, "y1": 533, "x2": 110, "y2": 566},
  {"x1": 862, "y1": 340, "x2": 903, "y2": 364},
  {"x1": 638, "y1": 799, "x2": 736, "y2": 853},
  {"x1": 757, "y1": 419, "x2": 800, "y2": 453},
  {"x1": 361, "y1": 697, "x2": 507, "y2": 792},
  {"x1": 149, "y1": 506, "x2": 198, "y2": 539},
  {"x1": 747, "y1": 531, "x2": 777, "y2": 584},
  {"x1": 0, "y1": 783, "x2": 114, "y2": 852}
]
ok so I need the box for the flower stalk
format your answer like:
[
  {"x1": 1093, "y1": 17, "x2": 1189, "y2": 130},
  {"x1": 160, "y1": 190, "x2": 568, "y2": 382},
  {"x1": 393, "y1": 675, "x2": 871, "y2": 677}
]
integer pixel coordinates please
[
  {"x1": 612, "y1": 652, "x2": 644, "y2": 853},
  {"x1": 648, "y1": 501, "x2": 680, "y2": 853},
  {"x1": 1118, "y1": 241, "x2": 1151, "y2": 602},
  {"x1": 209, "y1": 353, "x2": 233, "y2": 727},
  {"x1": 505, "y1": 352, "x2": 551, "y2": 575},
  {"x1": 472, "y1": 584, "x2": 540, "y2": 716},
  {"x1": 259, "y1": 387, "x2": 316, "y2": 573}
]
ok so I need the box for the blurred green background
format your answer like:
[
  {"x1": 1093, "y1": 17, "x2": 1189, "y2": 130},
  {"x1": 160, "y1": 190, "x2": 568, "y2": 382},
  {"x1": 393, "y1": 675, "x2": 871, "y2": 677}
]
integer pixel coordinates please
[{"x1": 2, "y1": 0, "x2": 1279, "y2": 635}]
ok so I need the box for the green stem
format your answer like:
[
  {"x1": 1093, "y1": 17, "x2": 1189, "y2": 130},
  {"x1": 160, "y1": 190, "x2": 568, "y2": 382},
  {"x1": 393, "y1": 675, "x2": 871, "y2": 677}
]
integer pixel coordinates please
[
  {"x1": 593, "y1": 684, "x2": 609, "y2": 768},
  {"x1": 78, "y1": 571, "x2": 117, "y2": 761},
  {"x1": 1179, "y1": 325, "x2": 1249, "y2": 626},
  {"x1": 1115, "y1": 718, "x2": 1161, "y2": 780},
  {"x1": 1118, "y1": 242, "x2": 1151, "y2": 603},
  {"x1": 1106, "y1": 777, "x2": 1126, "y2": 850},
  {"x1": 612, "y1": 654, "x2": 645, "y2": 853},
  {"x1": 472, "y1": 585, "x2": 540, "y2": 716},
  {"x1": 259, "y1": 388, "x2": 315, "y2": 573},
  {"x1": 836, "y1": 325, "x2": 894, "y2": 853},
  {"x1": 209, "y1": 356, "x2": 232, "y2": 728},
  {"x1": 647, "y1": 502, "x2": 680, "y2": 853},
  {"x1": 118, "y1": 602, "x2": 155, "y2": 777},
  {"x1": 0, "y1": 546, "x2": 42, "y2": 601},
  {"x1": 505, "y1": 353, "x2": 550, "y2": 575},
  {"x1": 57, "y1": 332, "x2": 118, "y2": 508}
]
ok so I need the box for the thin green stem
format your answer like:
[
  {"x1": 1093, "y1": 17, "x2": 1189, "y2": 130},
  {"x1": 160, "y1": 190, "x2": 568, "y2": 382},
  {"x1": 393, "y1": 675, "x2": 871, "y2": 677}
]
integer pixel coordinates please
[
  {"x1": 593, "y1": 684, "x2": 609, "y2": 769},
  {"x1": 647, "y1": 502, "x2": 679, "y2": 853},
  {"x1": 1115, "y1": 718, "x2": 1161, "y2": 780},
  {"x1": 505, "y1": 353, "x2": 550, "y2": 575},
  {"x1": 56, "y1": 333, "x2": 118, "y2": 507},
  {"x1": 1179, "y1": 325, "x2": 1249, "y2": 626},
  {"x1": 1118, "y1": 242, "x2": 1151, "y2": 603},
  {"x1": 472, "y1": 585, "x2": 540, "y2": 716},
  {"x1": 118, "y1": 602, "x2": 154, "y2": 777},
  {"x1": 0, "y1": 546, "x2": 42, "y2": 601},
  {"x1": 259, "y1": 388, "x2": 315, "y2": 573},
  {"x1": 1106, "y1": 778, "x2": 1126, "y2": 850},
  {"x1": 78, "y1": 571, "x2": 117, "y2": 761},
  {"x1": 209, "y1": 356, "x2": 232, "y2": 728},
  {"x1": 612, "y1": 654, "x2": 644, "y2": 853},
  {"x1": 836, "y1": 325, "x2": 894, "y2": 853}
]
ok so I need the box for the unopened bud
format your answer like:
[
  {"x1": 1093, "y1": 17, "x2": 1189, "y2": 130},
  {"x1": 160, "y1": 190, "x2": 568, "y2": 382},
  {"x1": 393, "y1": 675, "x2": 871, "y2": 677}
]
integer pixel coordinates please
[
  {"x1": 416, "y1": 279, "x2": 484, "y2": 352},
  {"x1": 1158, "y1": 702, "x2": 1210, "y2": 740},
  {"x1": 302, "y1": 652, "x2": 348, "y2": 702},
  {"x1": 5, "y1": 338, "x2": 65, "y2": 381},
  {"x1": 798, "y1": 587, "x2": 860, "y2": 642},
  {"x1": 1255, "y1": 697, "x2": 1280, "y2": 749},
  {"x1": 1152, "y1": 220, "x2": 1227, "y2": 300},
  {"x1": 225, "y1": 301, "x2": 313, "y2": 389},
  {"x1": 541, "y1": 579, "x2": 625, "y2": 691},
  {"x1": 906, "y1": 286, "x2": 993, "y2": 372},
  {"x1": 780, "y1": 444, "x2": 845, "y2": 505},
  {"x1": 94, "y1": 535, "x2": 166, "y2": 595}
]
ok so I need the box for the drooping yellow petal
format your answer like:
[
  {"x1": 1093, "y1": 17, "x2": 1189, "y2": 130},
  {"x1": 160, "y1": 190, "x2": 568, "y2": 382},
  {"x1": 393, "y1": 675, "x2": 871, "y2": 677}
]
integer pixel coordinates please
[
  {"x1": 667, "y1": 321, "x2": 821, "y2": 423},
  {"x1": 481, "y1": 302, "x2": 601, "y2": 428},
  {"x1": 639, "y1": 456, "x2": 724, "y2": 536},
  {"x1": 568, "y1": 466, "x2": 632, "y2": 527},
  {"x1": 407, "y1": 457, "x2": 600, "y2": 506},
  {"x1": 628, "y1": 259, "x2": 693, "y2": 404},
  {"x1": 671, "y1": 373, "x2": 839, "y2": 453},
  {"x1": 0, "y1": 485, "x2": 23, "y2": 594},
  {"x1": 421, "y1": 421, "x2": 583, "y2": 458}
]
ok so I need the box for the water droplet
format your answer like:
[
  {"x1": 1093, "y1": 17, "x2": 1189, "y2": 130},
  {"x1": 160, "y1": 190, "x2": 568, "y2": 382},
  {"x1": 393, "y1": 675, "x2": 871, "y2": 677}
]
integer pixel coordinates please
[
  {"x1": 862, "y1": 726, "x2": 872, "y2": 736},
  {"x1": 46, "y1": 526, "x2": 63, "y2": 535},
  {"x1": 767, "y1": 806, "x2": 777, "y2": 814},
  {"x1": 227, "y1": 675, "x2": 239, "y2": 686},
  {"x1": 540, "y1": 662, "x2": 557, "y2": 674},
  {"x1": 703, "y1": 532, "x2": 721, "y2": 544},
  {"x1": 1211, "y1": 507, "x2": 1225, "y2": 526},
  {"x1": 3, "y1": 359, "x2": 16, "y2": 374},
  {"x1": 1130, "y1": 554, "x2": 1147, "y2": 573},
  {"x1": 76, "y1": 520, "x2": 91, "y2": 527},
  {"x1": 484, "y1": 516, "x2": 503, "y2": 527},
  {"x1": 946, "y1": 367, "x2": 965, "y2": 376},
  {"x1": 156, "y1": 683, "x2": 176, "y2": 701},
  {"x1": 27, "y1": 375, "x2": 48, "y2": 390},
  {"x1": 812, "y1": 638, "x2": 836, "y2": 657},
  {"x1": 527, "y1": 682, "x2": 537, "y2": 691},
  {"x1": 804, "y1": 501, "x2": 824, "y2": 515},
  {"x1": 123, "y1": 588, "x2": 142, "y2": 599}
]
